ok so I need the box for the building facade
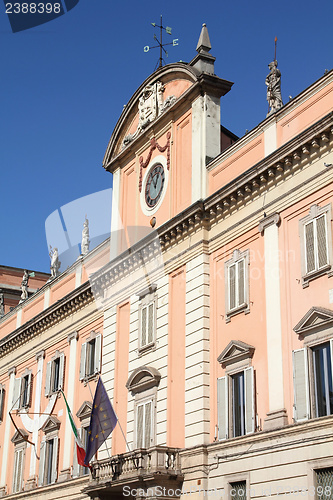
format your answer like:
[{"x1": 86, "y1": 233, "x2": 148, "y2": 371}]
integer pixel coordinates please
[{"x1": 0, "y1": 25, "x2": 332, "y2": 500}]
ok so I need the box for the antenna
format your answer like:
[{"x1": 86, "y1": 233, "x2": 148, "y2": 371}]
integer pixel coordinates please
[{"x1": 143, "y1": 15, "x2": 179, "y2": 69}]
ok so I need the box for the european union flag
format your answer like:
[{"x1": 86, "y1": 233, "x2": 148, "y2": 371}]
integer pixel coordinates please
[{"x1": 84, "y1": 378, "x2": 118, "y2": 465}]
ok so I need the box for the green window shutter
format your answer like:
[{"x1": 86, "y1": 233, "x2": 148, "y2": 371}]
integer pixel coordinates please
[
  {"x1": 229, "y1": 264, "x2": 236, "y2": 310},
  {"x1": 305, "y1": 221, "x2": 315, "y2": 273},
  {"x1": 316, "y1": 215, "x2": 328, "y2": 268},
  {"x1": 217, "y1": 376, "x2": 228, "y2": 440},
  {"x1": 292, "y1": 348, "x2": 310, "y2": 421},
  {"x1": 244, "y1": 367, "x2": 255, "y2": 434}
]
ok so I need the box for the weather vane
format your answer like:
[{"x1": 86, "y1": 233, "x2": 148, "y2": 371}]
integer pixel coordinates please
[{"x1": 144, "y1": 15, "x2": 179, "y2": 69}]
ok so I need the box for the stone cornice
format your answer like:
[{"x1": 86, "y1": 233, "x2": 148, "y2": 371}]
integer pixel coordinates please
[
  {"x1": 0, "y1": 282, "x2": 93, "y2": 358},
  {"x1": 258, "y1": 213, "x2": 281, "y2": 233}
]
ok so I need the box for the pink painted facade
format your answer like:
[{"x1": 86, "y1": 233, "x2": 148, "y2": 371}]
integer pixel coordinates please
[{"x1": 0, "y1": 24, "x2": 332, "y2": 500}]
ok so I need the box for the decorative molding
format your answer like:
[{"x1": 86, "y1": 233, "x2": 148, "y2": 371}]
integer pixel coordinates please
[
  {"x1": 67, "y1": 331, "x2": 79, "y2": 343},
  {"x1": 35, "y1": 350, "x2": 45, "y2": 361},
  {"x1": 139, "y1": 132, "x2": 171, "y2": 192},
  {"x1": 293, "y1": 306, "x2": 333, "y2": 336},
  {"x1": 11, "y1": 428, "x2": 29, "y2": 445},
  {"x1": 217, "y1": 340, "x2": 255, "y2": 369},
  {"x1": 258, "y1": 213, "x2": 281, "y2": 233},
  {"x1": 76, "y1": 401, "x2": 92, "y2": 421},
  {"x1": 137, "y1": 284, "x2": 157, "y2": 300},
  {"x1": 8, "y1": 366, "x2": 16, "y2": 377},
  {"x1": 126, "y1": 366, "x2": 161, "y2": 394},
  {"x1": 41, "y1": 415, "x2": 61, "y2": 434}
]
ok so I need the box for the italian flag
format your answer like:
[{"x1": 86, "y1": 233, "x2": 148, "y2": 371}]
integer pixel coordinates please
[{"x1": 61, "y1": 390, "x2": 87, "y2": 467}]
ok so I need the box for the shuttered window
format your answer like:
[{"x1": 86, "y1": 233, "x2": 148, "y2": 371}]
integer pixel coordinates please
[
  {"x1": 12, "y1": 448, "x2": 24, "y2": 493},
  {"x1": 304, "y1": 214, "x2": 329, "y2": 274},
  {"x1": 45, "y1": 353, "x2": 65, "y2": 396},
  {"x1": 0, "y1": 385, "x2": 5, "y2": 422},
  {"x1": 140, "y1": 301, "x2": 155, "y2": 348},
  {"x1": 79, "y1": 334, "x2": 102, "y2": 381},
  {"x1": 12, "y1": 371, "x2": 32, "y2": 410},
  {"x1": 39, "y1": 437, "x2": 59, "y2": 486},
  {"x1": 228, "y1": 259, "x2": 246, "y2": 311},
  {"x1": 313, "y1": 342, "x2": 333, "y2": 417},
  {"x1": 316, "y1": 468, "x2": 333, "y2": 500},
  {"x1": 136, "y1": 400, "x2": 153, "y2": 449},
  {"x1": 217, "y1": 368, "x2": 255, "y2": 440}
]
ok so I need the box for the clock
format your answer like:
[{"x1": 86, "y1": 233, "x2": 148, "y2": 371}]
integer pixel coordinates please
[{"x1": 145, "y1": 163, "x2": 165, "y2": 208}]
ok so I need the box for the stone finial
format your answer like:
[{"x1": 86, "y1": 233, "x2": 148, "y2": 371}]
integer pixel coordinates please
[{"x1": 196, "y1": 23, "x2": 212, "y2": 53}]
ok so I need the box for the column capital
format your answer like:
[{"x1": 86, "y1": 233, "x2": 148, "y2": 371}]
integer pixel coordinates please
[
  {"x1": 258, "y1": 212, "x2": 280, "y2": 234},
  {"x1": 67, "y1": 331, "x2": 79, "y2": 343},
  {"x1": 35, "y1": 350, "x2": 45, "y2": 361},
  {"x1": 8, "y1": 366, "x2": 16, "y2": 377}
]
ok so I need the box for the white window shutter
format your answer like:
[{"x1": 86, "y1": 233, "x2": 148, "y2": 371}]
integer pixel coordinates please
[
  {"x1": 229, "y1": 264, "x2": 236, "y2": 310},
  {"x1": 316, "y1": 215, "x2": 328, "y2": 268},
  {"x1": 45, "y1": 361, "x2": 51, "y2": 396},
  {"x1": 305, "y1": 221, "x2": 315, "y2": 273},
  {"x1": 80, "y1": 343, "x2": 87, "y2": 380},
  {"x1": 137, "y1": 404, "x2": 144, "y2": 448},
  {"x1": 144, "y1": 401, "x2": 152, "y2": 448},
  {"x1": 12, "y1": 378, "x2": 21, "y2": 410},
  {"x1": 13, "y1": 449, "x2": 23, "y2": 493},
  {"x1": 238, "y1": 260, "x2": 245, "y2": 305},
  {"x1": 217, "y1": 377, "x2": 228, "y2": 440},
  {"x1": 292, "y1": 348, "x2": 310, "y2": 421},
  {"x1": 59, "y1": 354, "x2": 65, "y2": 390},
  {"x1": 147, "y1": 303, "x2": 154, "y2": 344},
  {"x1": 38, "y1": 441, "x2": 46, "y2": 486},
  {"x1": 141, "y1": 306, "x2": 147, "y2": 347},
  {"x1": 51, "y1": 437, "x2": 59, "y2": 484},
  {"x1": 244, "y1": 367, "x2": 255, "y2": 434},
  {"x1": 94, "y1": 334, "x2": 101, "y2": 374},
  {"x1": 26, "y1": 372, "x2": 32, "y2": 407}
]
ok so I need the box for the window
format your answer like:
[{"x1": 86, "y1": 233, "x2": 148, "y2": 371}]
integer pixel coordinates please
[
  {"x1": 293, "y1": 307, "x2": 333, "y2": 422},
  {"x1": 73, "y1": 401, "x2": 92, "y2": 478},
  {"x1": 229, "y1": 481, "x2": 247, "y2": 500},
  {"x1": 225, "y1": 250, "x2": 249, "y2": 321},
  {"x1": 0, "y1": 384, "x2": 5, "y2": 422},
  {"x1": 293, "y1": 341, "x2": 333, "y2": 421},
  {"x1": 136, "y1": 400, "x2": 153, "y2": 448},
  {"x1": 138, "y1": 287, "x2": 157, "y2": 351},
  {"x1": 12, "y1": 369, "x2": 32, "y2": 410},
  {"x1": 80, "y1": 332, "x2": 101, "y2": 382},
  {"x1": 11, "y1": 429, "x2": 28, "y2": 494},
  {"x1": 126, "y1": 366, "x2": 161, "y2": 450},
  {"x1": 39, "y1": 416, "x2": 60, "y2": 486},
  {"x1": 299, "y1": 204, "x2": 333, "y2": 287},
  {"x1": 315, "y1": 468, "x2": 333, "y2": 500},
  {"x1": 217, "y1": 341, "x2": 255, "y2": 439},
  {"x1": 45, "y1": 351, "x2": 65, "y2": 396}
]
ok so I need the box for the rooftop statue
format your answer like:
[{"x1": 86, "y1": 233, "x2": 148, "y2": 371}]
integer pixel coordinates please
[
  {"x1": 19, "y1": 269, "x2": 29, "y2": 302},
  {"x1": 0, "y1": 292, "x2": 4, "y2": 317},
  {"x1": 266, "y1": 59, "x2": 283, "y2": 116},
  {"x1": 49, "y1": 246, "x2": 61, "y2": 278},
  {"x1": 81, "y1": 216, "x2": 90, "y2": 256}
]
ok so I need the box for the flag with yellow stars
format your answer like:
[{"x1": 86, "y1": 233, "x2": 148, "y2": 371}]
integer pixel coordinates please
[{"x1": 84, "y1": 377, "x2": 118, "y2": 465}]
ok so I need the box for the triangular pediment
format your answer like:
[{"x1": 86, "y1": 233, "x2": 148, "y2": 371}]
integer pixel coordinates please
[
  {"x1": 76, "y1": 401, "x2": 92, "y2": 420},
  {"x1": 11, "y1": 428, "x2": 29, "y2": 445},
  {"x1": 41, "y1": 415, "x2": 60, "y2": 434},
  {"x1": 294, "y1": 307, "x2": 333, "y2": 336},
  {"x1": 217, "y1": 340, "x2": 255, "y2": 368}
]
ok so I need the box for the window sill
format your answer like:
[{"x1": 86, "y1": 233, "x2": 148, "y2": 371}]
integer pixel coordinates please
[
  {"x1": 302, "y1": 264, "x2": 332, "y2": 288},
  {"x1": 225, "y1": 303, "x2": 249, "y2": 323},
  {"x1": 138, "y1": 342, "x2": 156, "y2": 355},
  {"x1": 81, "y1": 373, "x2": 99, "y2": 386}
]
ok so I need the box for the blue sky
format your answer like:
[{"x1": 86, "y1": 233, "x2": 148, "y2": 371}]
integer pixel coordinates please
[{"x1": 0, "y1": 0, "x2": 332, "y2": 273}]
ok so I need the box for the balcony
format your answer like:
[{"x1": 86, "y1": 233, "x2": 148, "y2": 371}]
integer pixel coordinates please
[{"x1": 83, "y1": 446, "x2": 183, "y2": 499}]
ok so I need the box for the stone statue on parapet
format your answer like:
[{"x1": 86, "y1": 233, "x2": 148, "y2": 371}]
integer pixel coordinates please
[
  {"x1": 49, "y1": 246, "x2": 61, "y2": 278},
  {"x1": 266, "y1": 59, "x2": 283, "y2": 116},
  {"x1": 81, "y1": 216, "x2": 90, "y2": 256},
  {"x1": 19, "y1": 269, "x2": 29, "y2": 302},
  {"x1": 0, "y1": 292, "x2": 4, "y2": 317}
]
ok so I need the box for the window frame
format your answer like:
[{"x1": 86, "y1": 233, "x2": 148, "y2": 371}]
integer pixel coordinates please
[
  {"x1": 224, "y1": 249, "x2": 250, "y2": 322},
  {"x1": 12, "y1": 369, "x2": 33, "y2": 410},
  {"x1": 138, "y1": 286, "x2": 157, "y2": 353},
  {"x1": 299, "y1": 203, "x2": 333, "y2": 288},
  {"x1": 79, "y1": 331, "x2": 102, "y2": 383},
  {"x1": 45, "y1": 351, "x2": 65, "y2": 397},
  {"x1": 39, "y1": 417, "x2": 60, "y2": 486},
  {"x1": 11, "y1": 430, "x2": 28, "y2": 494},
  {"x1": 134, "y1": 393, "x2": 155, "y2": 450},
  {"x1": 73, "y1": 401, "x2": 92, "y2": 478}
]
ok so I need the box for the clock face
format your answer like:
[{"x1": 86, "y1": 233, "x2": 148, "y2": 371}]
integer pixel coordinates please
[{"x1": 145, "y1": 164, "x2": 165, "y2": 208}]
